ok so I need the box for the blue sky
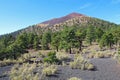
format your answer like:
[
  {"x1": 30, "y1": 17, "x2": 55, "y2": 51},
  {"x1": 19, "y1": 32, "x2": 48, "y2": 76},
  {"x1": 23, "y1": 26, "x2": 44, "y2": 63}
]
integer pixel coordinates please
[{"x1": 0, "y1": 0, "x2": 120, "y2": 35}]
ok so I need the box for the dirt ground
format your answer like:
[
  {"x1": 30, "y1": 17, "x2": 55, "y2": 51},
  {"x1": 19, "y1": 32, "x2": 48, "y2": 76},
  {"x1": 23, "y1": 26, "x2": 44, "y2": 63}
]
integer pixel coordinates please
[{"x1": 1, "y1": 44, "x2": 120, "y2": 80}]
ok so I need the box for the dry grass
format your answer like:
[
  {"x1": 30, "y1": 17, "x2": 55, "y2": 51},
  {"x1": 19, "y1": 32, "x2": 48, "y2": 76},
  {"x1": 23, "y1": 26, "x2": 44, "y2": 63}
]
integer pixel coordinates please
[
  {"x1": 85, "y1": 63, "x2": 95, "y2": 70},
  {"x1": 88, "y1": 53, "x2": 104, "y2": 58},
  {"x1": 68, "y1": 77, "x2": 82, "y2": 80},
  {"x1": 0, "y1": 52, "x2": 37, "y2": 67},
  {"x1": 0, "y1": 59, "x2": 17, "y2": 67},
  {"x1": 87, "y1": 51, "x2": 115, "y2": 59},
  {"x1": 42, "y1": 64, "x2": 58, "y2": 76},
  {"x1": 10, "y1": 63, "x2": 39, "y2": 80},
  {"x1": 56, "y1": 51, "x2": 70, "y2": 61},
  {"x1": 69, "y1": 54, "x2": 95, "y2": 70}
]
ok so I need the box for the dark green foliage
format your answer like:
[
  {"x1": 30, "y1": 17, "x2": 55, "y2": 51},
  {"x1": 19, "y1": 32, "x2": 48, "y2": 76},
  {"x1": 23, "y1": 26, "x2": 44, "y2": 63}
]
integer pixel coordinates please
[
  {"x1": 0, "y1": 49, "x2": 9, "y2": 60},
  {"x1": 100, "y1": 32, "x2": 114, "y2": 49},
  {"x1": 15, "y1": 33, "x2": 28, "y2": 49},
  {"x1": 75, "y1": 27, "x2": 86, "y2": 52},
  {"x1": 0, "y1": 43, "x2": 23, "y2": 60},
  {"x1": 7, "y1": 43, "x2": 23, "y2": 59},
  {"x1": 0, "y1": 32, "x2": 40, "y2": 60},
  {"x1": 33, "y1": 35, "x2": 39, "y2": 50},
  {"x1": 111, "y1": 27, "x2": 120, "y2": 46},
  {"x1": 0, "y1": 34, "x2": 15, "y2": 49},
  {"x1": 51, "y1": 32, "x2": 61, "y2": 52},
  {"x1": 60, "y1": 27, "x2": 76, "y2": 53},
  {"x1": 86, "y1": 26, "x2": 96, "y2": 44},
  {"x1": 0, "y1": 19, "x2": 119, "y2": 60},
  {"x1": 15, "y1": 32, "x2": 40, "y2": 49},
  {"x1": 95, "y1": 28, "x2": 104, "y2": 42},
  {"x1": 42, "y1": 31, "x2": 52, "y2": 50},
  {"x1": 27, "y1": 33, "x2": 36, "y2": 47},
  {"x1": 43, "y1": 52, "x2": 59, "y2": 63}
]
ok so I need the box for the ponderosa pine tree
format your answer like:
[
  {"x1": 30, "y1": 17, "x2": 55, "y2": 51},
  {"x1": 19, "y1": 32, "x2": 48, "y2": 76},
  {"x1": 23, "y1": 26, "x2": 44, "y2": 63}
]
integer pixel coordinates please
[
  {"x1": 51, "y1": 32, "x2": 61, "y2": 52},
  {"x1": 95, "y1": 28, "x2": 104, "y2": 42},
  {"x1": 99, "y1": 32, "x2": 114, "y2": 49},
  {"x1": 41, "y1": 31, "x2": 52, "y2": 50},
  {"x1": 15, "y1": 33, "x2": 28, "y2": 49},
  {"x1": 111, "y1": 27, "x2": 120, "y2": 47},
  {"x1": 60, "y1": 27, "x2": 76, "y2": 54},
  {"x1": 75, "y1": 28, "x2": 86, "y2": 52},
  {"x1": 33, "y1": 35, "x2": 39, "y2": 50},
  {"x1": 86, "y1": 26, "x2": 96, "y2": 45}
]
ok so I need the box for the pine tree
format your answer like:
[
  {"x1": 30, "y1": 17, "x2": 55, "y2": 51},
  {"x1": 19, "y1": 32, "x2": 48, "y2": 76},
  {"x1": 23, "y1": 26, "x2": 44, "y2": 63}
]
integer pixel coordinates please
[
  {"x1": 51, "y1": 32, "x2": 61, "y2": 52},
  {"x1": 75, "y1": 28, "x2": 86, "y2": 52},
  {"x1": 86, "y1": 26, "x2": 95, "y2": 45},
  {"x1": 100, "y1": 32, "x2": 114, "y2": 49},
  {"x1": 41, "y1": 31, "x2": 52, "y2": 50},
  {"x1": 33, "y1": 35, "x2": 39, "y2": 50}
]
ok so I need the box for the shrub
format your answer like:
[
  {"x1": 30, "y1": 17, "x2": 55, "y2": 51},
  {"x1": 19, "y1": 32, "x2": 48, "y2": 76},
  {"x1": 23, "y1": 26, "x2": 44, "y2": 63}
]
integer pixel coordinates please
[
  {"x1": 69, "y1": 54, "x2": 86, "y2": 69},
  {"x1": 114, "y1": 50, "x2": 120, "y2": 63},
  {"x1": 85, "y1": 63, "x2": 95, "y2": 70},
  {"x1": 87, "y1": 52, "x2": 105, "y2": 59},
  {"x1": 38, "y1": 52, "x2": 45, "y2": 58},
  {"x1": 0, "y1": 59, "x2": 17, "y2": 67},
  {"x1": 95, "y1": 53, "x2": 104, "y2": 58},
  {"x1": 42, "y1": 65, "x2": 58, "y2": 76},
  {"x1": 68, "y1": 77, "x2": 82, "y2": 80},
  {"x1": 69, "y1": 54, "x2": 95, "y2": 70},
  {"x1": 82, "y1": 49, "x2": 88, "y2": 54},
  {"x1": 56, "y1": 52, "x2": 70, "y2": 61},
  {"x1": 87, "y1": 53, "x2": 94, "y2": 58},
  {"x1": 43, "y1": 52, "x2": 59, "y2": 64},
  {"x1": 10, "y1": 63, "x2": 39, "y2": 80}
]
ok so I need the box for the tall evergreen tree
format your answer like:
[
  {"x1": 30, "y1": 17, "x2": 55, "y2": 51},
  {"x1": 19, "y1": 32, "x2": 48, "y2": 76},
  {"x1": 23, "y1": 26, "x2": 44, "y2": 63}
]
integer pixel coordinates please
[
  {"x1": 51, "y1": 32, "x2": 61, "y2": 52},
  {"x1": 86, "y1": 26, "x2": 95, "y2": 44},
  {"x1": 75, "y1": 28, "x2": 86, "y2": 52},
  {"x1": 95, "y1": 28, "x2": 104, "y2": 42},
  {"x1": 33, "y1": 35, "x2": 39, "y2": 50},
  {"x1": 100, "y1": 32, "x2": 114, "y2": 49},
  {"x1": 41, "y1": 31, "x2": 52, "y2": 50},
  {"x1": 60, "y1": 27, "x2": 76, "y2": 54}
]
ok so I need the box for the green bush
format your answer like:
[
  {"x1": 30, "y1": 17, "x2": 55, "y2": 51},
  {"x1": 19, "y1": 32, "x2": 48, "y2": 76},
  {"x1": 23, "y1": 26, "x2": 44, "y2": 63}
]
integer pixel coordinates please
[{"x1": 43, "y1": 52, "x2": 59, "y2": 63}]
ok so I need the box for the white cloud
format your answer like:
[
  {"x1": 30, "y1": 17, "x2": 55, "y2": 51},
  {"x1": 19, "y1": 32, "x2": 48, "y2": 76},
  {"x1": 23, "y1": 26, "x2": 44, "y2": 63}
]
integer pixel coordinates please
[{"x1": 79, "y1": 3, "x2": 91, "y2": 10}]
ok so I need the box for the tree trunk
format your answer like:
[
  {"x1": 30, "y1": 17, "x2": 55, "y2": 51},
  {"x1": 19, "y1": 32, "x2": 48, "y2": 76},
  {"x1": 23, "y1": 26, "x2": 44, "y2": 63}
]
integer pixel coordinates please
[
  {"x1": 69, "y1": 47, "x2": 72, "y2": 54},
  {"x1": 79, "y1": 40, "x2": 82, "y2": 52},
  {"x1": 13, "y1": 53, "x2": 16, "y2": 59},
  {"x1": 56, "y1": 46, "x2": 58, "y2": 52}
]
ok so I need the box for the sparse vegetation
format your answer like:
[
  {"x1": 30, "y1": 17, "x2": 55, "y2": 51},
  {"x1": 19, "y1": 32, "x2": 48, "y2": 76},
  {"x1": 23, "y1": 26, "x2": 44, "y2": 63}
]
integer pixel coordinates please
[
  {"x1": 87, "y1": 51, "x2": 115, "y2": 59},
  {"x1": 0, "y1": 59, "x2": 17, "y2": 67},
  {"x1": 42, "y1": 64, "x2": 58, "y2": 76},
  {"x1": 56, "y1": 52, "x2": 70, "y2": 61},
  {"x1": 69, "y1": 54, "x2": 95, "y2": 70},
  {"x1": 68, "y1": 77, "x2": 82, "y2": 80},
  {"x1": 43, "y1": 51, "x2": 59, "y2": 64},
  {"x1": 87, "y1": 52, "x2": 104, "y2": 58},
  {"x1": 10, "y1": 63, "x2": 39, "y2": 80},
  {"x1": 0, "y1": 12, "x2": 120, "y2": 80}
]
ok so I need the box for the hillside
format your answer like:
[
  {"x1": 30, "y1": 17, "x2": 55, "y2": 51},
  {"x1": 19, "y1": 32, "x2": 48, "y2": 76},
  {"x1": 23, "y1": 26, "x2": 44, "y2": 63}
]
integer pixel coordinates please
[
  {"x1": 1, "y1": 12, "x2": 117, "y2": 37},
  {"x1": 1, "y1": 12, "x2": 120, "y2": 80},
  {"x1": 22, "y1": 12, "x2": 117, "y2": 34}
]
